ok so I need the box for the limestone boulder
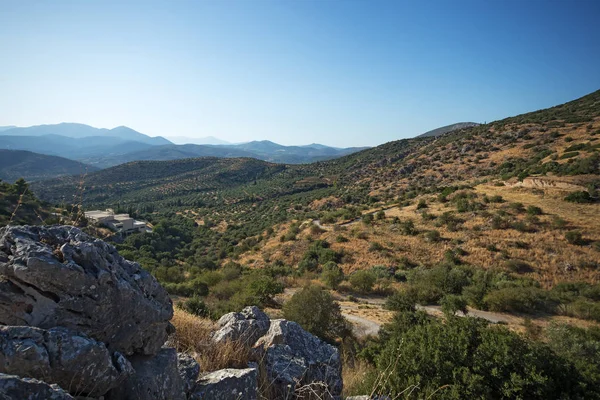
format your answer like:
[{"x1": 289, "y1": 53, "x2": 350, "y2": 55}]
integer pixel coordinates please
[
  {"x1": 255, "y1": 319, "x2": 342, "y2": 399},
  {"x1": 0, "y1": 373, "x2": 74, "y2": 400},
  {"x1": 0, "y1": 325, "x2": 132, "y2": 397},
  {"x1": 107, "y1": 347, "x2": 185, "y2": 400},
  {"x1": 191, "y1": 366, "x2": 258, "y2": 400},
  {"x1": 0, "y1": 225, "x2": 173, "y2": 356},
  {"x1": 212, "y1": 306, "x2": 270, "y2": 345}
]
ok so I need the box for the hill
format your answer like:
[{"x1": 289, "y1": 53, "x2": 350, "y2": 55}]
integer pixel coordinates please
[
  {"x1": 0, "y1": 179, "x2": 58, "y2": 226},
  {"x1": 31, "y1": 88, "x2": 600, "y2": 307},
  {"x1": 167, "y1": 135, "x2": 230, "y2": 145},
  {"x1": 417, "y1": 122, "x2": 480, "y2": 138},
  {"x1": 0, "y1": 123, "x2": 171, "y2": 145},
  {"x1": 0, "y1": 150, "x2": 98, "y2": 182},
  {"x1": 75, "y1": 141, "x2": 369, "y2": 168}
]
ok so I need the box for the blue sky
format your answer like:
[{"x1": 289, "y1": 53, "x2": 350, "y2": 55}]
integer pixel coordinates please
[{"x1": 1, "y1": 0, "x2": 599, "y2": 147}]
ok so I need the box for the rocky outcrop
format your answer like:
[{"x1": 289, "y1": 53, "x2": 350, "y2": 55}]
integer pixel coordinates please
[
  {"x1": 212, "y1": 306, "x2": 270, "y2": 345},
  {"x1": 0, "y1": 325, "x2": 131, "y2": 397},
  {"x1": 107, "y1": 348, "x2": 185, "y2": 400},
  {"x1": 0, "y1": 373, "x2": 74, "y2": 400},
  {"x1": 255, "y1": 320, "x2": 342, "y2": 399},
  {"x1": 0, "y1": 225, "x2": 173, "y2": 356},
  {"x1": 177, "y1": 353, "x2": 201, "y2": 397},
  {"x1": 191, "y1": 366, "x2": 258, "y2": 400},
  {"x1": 0, "y1": 225, "x2": 344, "y2": 400}
]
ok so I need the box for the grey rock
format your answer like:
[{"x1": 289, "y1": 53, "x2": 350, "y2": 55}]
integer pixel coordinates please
[
  {"x1": 191, "y1": 367, "x2": 258, "y2": 400},
  {"x1": 212, "y1": 306, "x2": 270, "y2": 345},
  {"x1": 255, "y1": 319, "x2": 342, "y2": 399},
  {"x1": 107, "y1": 347, "x2": 184, "y2": 400},
  {"x1": 177, "y1": 352, "x2": 200, "y2": 396},
  {"x1": 0, "y1": 225, "x2": 173, "y2": 355},
  {"x1": 0, "y1": 373, "x2": 74, "y2": 400},
  {"x1": 0, "y1": 325, "x2": 131, "y2": 397}
]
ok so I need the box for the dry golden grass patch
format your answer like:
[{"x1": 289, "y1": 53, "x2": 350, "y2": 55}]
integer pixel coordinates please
[{"x1": 168, "y1": 308, "x2": 253, "y2": 372}]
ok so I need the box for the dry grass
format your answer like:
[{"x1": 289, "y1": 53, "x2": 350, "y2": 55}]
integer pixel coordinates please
[
  {"x1": 168, "y1": 307, "x2": 253, "y2": 372},
  {"x1": 233, "y1": 181, "x2": 600, "y2": 288}
]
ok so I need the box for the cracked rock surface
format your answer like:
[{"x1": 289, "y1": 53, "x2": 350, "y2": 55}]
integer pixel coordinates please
[{"x1": 0, "y1": 225, "x2": 173, "y2": 356}]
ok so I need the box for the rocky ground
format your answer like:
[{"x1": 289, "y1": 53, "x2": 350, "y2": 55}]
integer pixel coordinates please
[{"x1": 0, "y1": 225, "x2": 349, "y2": 400}]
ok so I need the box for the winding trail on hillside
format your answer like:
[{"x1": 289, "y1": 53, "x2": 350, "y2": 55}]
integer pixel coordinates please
[{"x1": 279, "y1": 288, "x2": 520, "y2": 338}]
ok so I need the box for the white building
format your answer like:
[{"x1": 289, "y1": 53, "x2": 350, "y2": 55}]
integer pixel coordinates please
[{"x1": 84, "y1": 209, "x2": 148, "y2": 234}]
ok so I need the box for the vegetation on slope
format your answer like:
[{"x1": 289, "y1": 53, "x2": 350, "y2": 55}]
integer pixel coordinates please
[{"x1": 19, "y1": 89, "x2": 600, "y2": 398}]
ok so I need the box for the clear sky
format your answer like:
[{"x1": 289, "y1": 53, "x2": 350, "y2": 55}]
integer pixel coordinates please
[{"x1": 1, "y1": 0, "x2": 599, "y2": 147}]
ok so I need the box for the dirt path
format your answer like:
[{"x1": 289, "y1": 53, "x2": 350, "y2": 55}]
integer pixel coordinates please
[{"x1": 278, "y1": 288, "x2": 522, "y2": 338}]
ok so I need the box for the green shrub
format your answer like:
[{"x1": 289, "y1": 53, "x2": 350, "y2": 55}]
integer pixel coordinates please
[
  {"x1": 283, "y1": 284, "x2": 350, "y2": 342},
  {"x1": 484, "y1": 286, "x2": 557, "y2": 314},
  {"x1": 440, "y1": 294, "x2": 468, "y2": 316},
  {"x1": 349, "y1": 270, "x2": 377, "y2": 293},
  {"x1": 399, "y1": 219, "x2": 417, "y2": 235},
  {"x1": 565, "y1": 231, "x2": 583, "y2": 245},
  {"x1": 385, "y1": 290, "x2": 416, "y2": 312},
  {"x1": 178, "y1": 296, "x2": 210, "y2": 317},
  {"x1": 564, "y1": 191, "x2": 594, "y2": 203},
  {"x1": 424, "y1": 230, "x2": 441, "y2": 243},
  {"x1": 373, "y1": 313, "x2": 587, "y2": 398},
  {"x1": 335, "y1": 234, "x2": 349, "y2": 243},
  {"x1": 320, "y1": 262, "x2": 344, "y2": 289},
  {"x1": 526, "y1": 205, "x2": 543, "y2": 215}
]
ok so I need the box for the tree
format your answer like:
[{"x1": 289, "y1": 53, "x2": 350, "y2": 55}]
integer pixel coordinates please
[
  {"x1": 349, "y1": 270, "x2": 377, "y2": 293},
  {"x1": 441, "y1": 294, "x2": 468, "y2": 316},
  {"x1": 283, "y1": 284, "x2": 350, "y2": 342},
  {"x1": 373, "y1": 313, "x2": 587, "y2": 399},
  {"x1": 321, "y1": 262, "x2": 344, "y2": 289}
]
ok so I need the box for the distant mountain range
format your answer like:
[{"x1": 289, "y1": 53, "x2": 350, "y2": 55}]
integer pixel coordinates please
[
  {"x1": 166, "y1": 135, "x2": 230, "y2": 145},
  {"x1": 417, "y1": 122, "x2": 480, "y2": 138},
  {"x1": 0, "y1": 123, "x2": 369, "y2": 168},
  {"x1": 0, "y1": 150, "x2": 98, "y2": 182},
  {"x1": 0, "y1": 123, "x2": 171, "y2": 145}
]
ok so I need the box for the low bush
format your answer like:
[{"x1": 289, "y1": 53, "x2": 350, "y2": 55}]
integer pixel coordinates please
[
  {"x1": 564, "y1": 191, "x2": 594, "y2": 203},
  {"x1": 283, "y1": 284, "x2": 350, "y2": 342},
  {"x1": 349, "y1": 270, "x2": 377, "y2": 293}
]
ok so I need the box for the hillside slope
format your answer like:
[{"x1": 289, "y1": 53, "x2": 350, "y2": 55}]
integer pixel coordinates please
[
  {"x1": 0, "y1": 123, "x2": 171, "y2": 145},
  {"x1": 417, "y1": 122, "x2": 480, "y2": 138},
  {"x1": 0, "y1": 150, "x2": 98, "y2": 182},
  {"x1": 32, "y1": 89, "x2": 600, "y2": 286}
]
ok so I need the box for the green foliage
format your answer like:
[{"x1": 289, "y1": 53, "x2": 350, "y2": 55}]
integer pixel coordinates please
[
  {"x1": 564, "y1": 191, "x2": 594, "y2": 203},
  {"x1": 178, "y1": 296, "x2": 210, "y2": 318},
  {"x1": 320, "y1": 262, "x2": 344, "y2": 289},
  {"x1": 546, "y1": 324, "x2": 600, "y2": 386},
  {"x1": 362, "y1": 213, "x2": 373, "y2": 225},
  {"x1": 416, "y1": 199, "x2": 428, "y2": 210},
  {"x1": 440, "y1": 294, "x2": 468, "y2": 316},
  {"x1": 298, "y1": 240, "x2": 341, "y2": 273},
  {"x1": 371, "y1": 313, "x2": 589, "y2": 399},
  {"x1": 385, "y1": 290, "x2": 416, "y2": 312},
  {"x1": 526, "y1": 205, "x2": 543, "y2": 215},
  {"x1": 565, "y1": 230, "x2": 584, "y2": 245},
  {"x1": 424, "y1": 229, "x2": 441, "y2": 243},
  {"x1": 282, "y1": 284, "x2": 350, "y2": 342},
  {"x1": 349, "y1": 270, "x2": 377, "y2": 293},
  {"x1": 397, "y1": 219, "x2": 417, "y2": 235},
  {"x1": 484, "y1": 286, "x2": 557, "y2": 313}
]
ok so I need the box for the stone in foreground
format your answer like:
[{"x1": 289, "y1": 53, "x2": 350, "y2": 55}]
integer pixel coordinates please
[
  {"x1": 212, "y1": 306, "x2": 270, "y2": 345},
  {"x1": 178, "y1": 352, "x2": 200, "y2": 397},
  {"x1": 107, "y1": 347, "x2": 185, "y2": 400},
  {"x1": 191, "y1": 366, "x2": 258, "y2": 400},
  {"x1": 0, "y1": 325, "x2": 132, "y2": 397},
  {"x1": 0, "y1": 225, "x2": 173, "y2": 356},
  {"x1": 255, "y1": 319, "x2": 342, "y2": 399},
  {"x1": 0, "y1": 373, "x2": 74, "y2": 400}
]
